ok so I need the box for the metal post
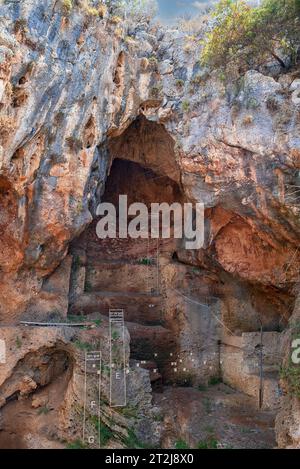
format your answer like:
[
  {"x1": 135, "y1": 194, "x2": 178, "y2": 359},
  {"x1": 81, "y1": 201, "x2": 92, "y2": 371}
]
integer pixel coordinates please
[{"x1": 259, "y1": 321, "x2": 264, "y2": 409}]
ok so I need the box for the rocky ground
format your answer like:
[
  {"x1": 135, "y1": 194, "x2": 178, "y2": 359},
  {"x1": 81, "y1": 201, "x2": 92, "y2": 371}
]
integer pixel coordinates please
[{"x1": 154, "y1": 385, "x2": 276, "y2": 449}]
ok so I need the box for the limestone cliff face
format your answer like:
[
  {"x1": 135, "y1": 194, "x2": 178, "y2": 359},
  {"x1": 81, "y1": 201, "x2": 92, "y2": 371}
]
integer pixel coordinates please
[
  {"x1": 0, "y1": 0, "x2": 155, "y2": 321},
  {"x1": 0, "y1": 0, "x2": 300, "y2": 448}
]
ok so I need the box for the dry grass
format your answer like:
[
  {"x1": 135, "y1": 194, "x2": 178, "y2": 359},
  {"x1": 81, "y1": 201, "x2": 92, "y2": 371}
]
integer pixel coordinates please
[
  {"x1": 110, "y1": 15, "x2": 122, "y2": 24},
  {"x1": 114, "y1": 27, "x2": 123, "y2": 39},
  {"x1": 140, "y1": 57, "x2": 149, "y2": 71},
  {"x1": 98, "y1": 4, "x2": 107, "y2": 18},
  {"x1": 242, "y1": 115, "x2": 253, "y2": 125}
]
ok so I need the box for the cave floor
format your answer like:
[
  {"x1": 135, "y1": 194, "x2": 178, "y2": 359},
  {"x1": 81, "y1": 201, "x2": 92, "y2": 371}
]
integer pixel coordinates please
[{"x1": 154, "y1": 384, "x2": 276, "y2": 449}]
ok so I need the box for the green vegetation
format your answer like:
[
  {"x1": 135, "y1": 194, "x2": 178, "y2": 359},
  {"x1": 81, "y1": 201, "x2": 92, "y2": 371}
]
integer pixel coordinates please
[
  {"x1": 153, "y1": 412, "x2": 164, "y2": 422},
  {"x1": 111, "y1": 330, "x2": 120, "y2": 340},
  {"x1": 241, "y1": 426, "x2": 253, "y2": 434},
  {"x1": 150, "y1": 84, "x2": 163, "y2": 99},
  {"x1": 181, "y1": 100, "x2": 190, "y2": 112},
  {"x1": 37, "y1": 405, "x2": 50, "y2": 415},
  {"x1": 201, "y1": 0, "x2": 300, "y2": 73},
  {"x1": 123, "y1": 428, "x2": 148, "y2": 449},
  {"x1": 67, "y1": 315, "x2": 101, "y2": 327},
  {"x1": 66, "y1": 439, "x2": 87, "y2": 449},
  {"x1": 208, "y1": 375, "x2": 222, "y2": 386},
  {"x1": 74, "y1": 340, "x2": 94, "y2": 352},
  {"x1": 280, "y1": 322, "x2": 300, "y2": 397},
  {"x1": 15, "y1": 336, "x2": 22, "y2": 348},
  {"x1": 197, "y1": 425, "x2": 220, "y2": 449},
  {"x1": 73, "y1": 255, "x2": 82, "y2": 270},
  {"x1": 117, "y1": 406, "x2": 139, "y2": 419},
  {"x1": 89, "y1": 415, "x2": 113, "y2": 447},
  {"x1": 101, "y1": 363, "x2": 111, "y2": 376},
  {"x1": 197, "y1": 437, "x2": 219, "y2": 449},
  {"x1": 138, "y1": 258, "x2": 153, "y2": 266},
  {"x1": 176, "y1": 79, "x2": 185, "y2": 88},
  {"x1": 148, "y1": 56, "x2": 158, "y2": 65},
  {"x1": 67, "y1": 314, "x2": 86, "y2": 323},
  {"x1": 175, "y1": 439, "x2": 190, "y2": 449},
  {"x1": 62, "y1": 0, "x2": 105, "y2": 17},
  {"x1": 280, "y1": 361, "x2": 300, "y2": 397},
  {"x1": 62, "y1": 0, "x2": 73, "y2": 13},
  {"x1": 93, "y1": 319, "x2": 102, "y2": 327},
  {"x1": 100, "y1": 424, "x2": 113, "y2": 446},
  {"x1": 246, "y1": 97, "x2": 260, "y2": 110},
  {"x1": 85, "y1": 279, "x2": 93, "y2": 292}
]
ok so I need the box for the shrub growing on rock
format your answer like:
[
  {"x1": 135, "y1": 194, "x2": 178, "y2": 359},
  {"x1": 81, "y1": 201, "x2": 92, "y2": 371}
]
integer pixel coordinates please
[{"x1": 201, "y1": 0, "x2": 300, "y2": 72}]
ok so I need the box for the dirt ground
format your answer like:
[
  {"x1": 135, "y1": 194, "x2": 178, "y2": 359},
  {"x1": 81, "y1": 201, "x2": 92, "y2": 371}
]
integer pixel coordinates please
[{"x1": 153, "y1": 383, "x2": 276, "y2": 449}]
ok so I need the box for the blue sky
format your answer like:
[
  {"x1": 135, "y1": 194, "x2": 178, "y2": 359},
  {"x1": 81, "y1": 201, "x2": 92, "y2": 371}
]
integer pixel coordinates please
[{"x1": 157, "y1": 0, "x2": 214, "y2": 22}]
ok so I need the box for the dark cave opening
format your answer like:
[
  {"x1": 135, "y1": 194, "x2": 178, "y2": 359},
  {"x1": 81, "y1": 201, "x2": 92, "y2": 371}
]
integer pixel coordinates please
[{"x1": 103, "y1": 158, "x2": 183, "y2": 210}]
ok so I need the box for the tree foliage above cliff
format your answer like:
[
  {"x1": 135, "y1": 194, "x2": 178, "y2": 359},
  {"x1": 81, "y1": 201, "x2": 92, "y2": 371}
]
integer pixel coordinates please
[{"x1": 201, "y1": 0, "x2": 300, "y2": 72}]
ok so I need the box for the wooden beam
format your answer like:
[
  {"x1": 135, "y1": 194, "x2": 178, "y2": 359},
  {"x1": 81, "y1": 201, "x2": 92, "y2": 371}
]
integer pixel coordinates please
[{"x1": 20, "y1": 321, "x2": 95, "y2": 328}]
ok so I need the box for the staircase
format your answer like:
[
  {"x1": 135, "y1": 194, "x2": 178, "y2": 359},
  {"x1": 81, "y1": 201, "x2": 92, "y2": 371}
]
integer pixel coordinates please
[{"x1": 68, "y1": 220, "x2": 176, "y2": 386}]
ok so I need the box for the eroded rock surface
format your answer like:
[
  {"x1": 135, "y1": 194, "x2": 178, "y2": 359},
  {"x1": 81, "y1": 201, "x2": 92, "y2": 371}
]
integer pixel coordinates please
[{"x1": 0, "y1": 0, "x2": 299, "y2": 449}]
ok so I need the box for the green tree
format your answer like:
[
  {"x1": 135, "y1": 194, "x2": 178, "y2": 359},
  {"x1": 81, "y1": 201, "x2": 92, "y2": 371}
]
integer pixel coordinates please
[{"x1": 201, "y1": 0, "x2": 300, "y2": 72}]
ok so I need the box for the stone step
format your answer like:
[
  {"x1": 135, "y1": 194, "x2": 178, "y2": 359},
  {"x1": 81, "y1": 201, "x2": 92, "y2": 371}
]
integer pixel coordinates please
[
  {"x1": 85, "y1": 263, "x2": 159, "y2": 293},
  {"x1": 69, "y1": 292, "x2": 164, "y2": 326}
]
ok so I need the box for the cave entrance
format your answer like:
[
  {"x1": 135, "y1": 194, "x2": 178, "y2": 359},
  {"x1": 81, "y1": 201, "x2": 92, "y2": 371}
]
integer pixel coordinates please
[
  {"x1": 67, "y1": 116, "x2": 278, "y2": 447},
  {"x1": 69, "y1": 116, "x2": 184, "y2": 385},
  {"x1": 107, "y1": 114, "x2": 181, "y2": 186},
  {"x1": 102, "y1": 158, "x2": 182, "y2": 209}
]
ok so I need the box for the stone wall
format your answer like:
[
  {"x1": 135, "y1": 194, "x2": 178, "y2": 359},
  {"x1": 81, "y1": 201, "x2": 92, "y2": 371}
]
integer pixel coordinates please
[{"x1": 221, "y1": 332, "x2": 282, "y2": 409}]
